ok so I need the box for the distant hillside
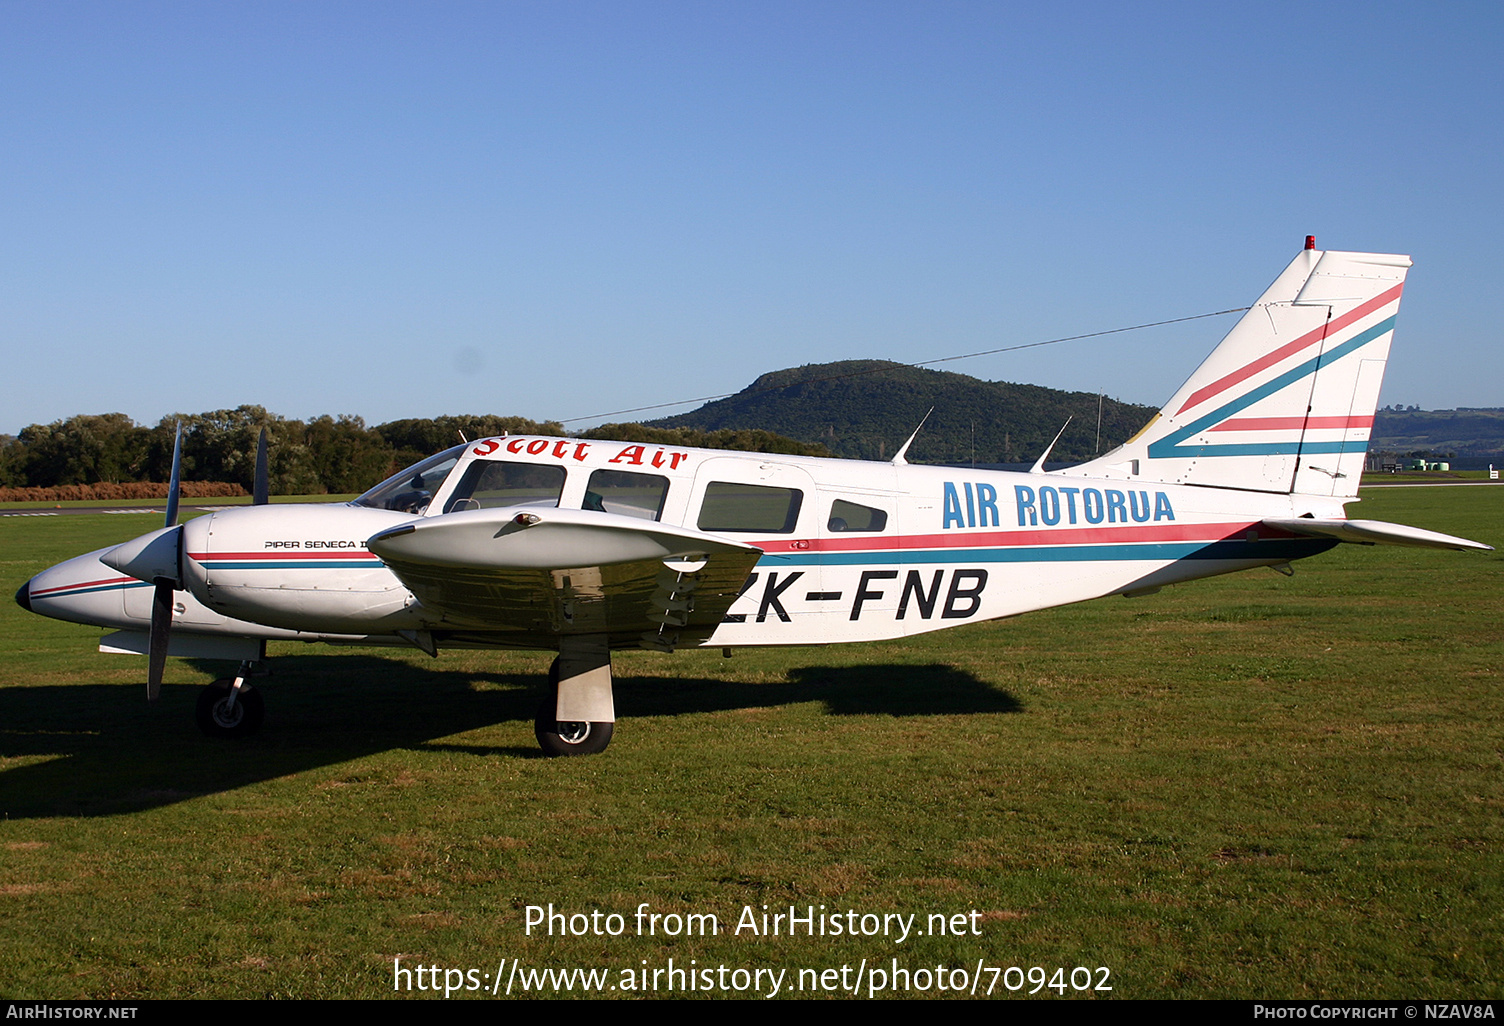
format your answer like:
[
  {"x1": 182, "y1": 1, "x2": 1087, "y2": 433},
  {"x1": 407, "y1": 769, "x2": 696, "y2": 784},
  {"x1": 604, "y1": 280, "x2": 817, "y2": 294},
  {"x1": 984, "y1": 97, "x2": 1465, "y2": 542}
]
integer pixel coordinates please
[
  {"x1": 1370, "y1": 408, "x2": 1504, "y2": 461},
  {"x1": 648, "y1": 360, "x2": 1157, "y2": 464}
]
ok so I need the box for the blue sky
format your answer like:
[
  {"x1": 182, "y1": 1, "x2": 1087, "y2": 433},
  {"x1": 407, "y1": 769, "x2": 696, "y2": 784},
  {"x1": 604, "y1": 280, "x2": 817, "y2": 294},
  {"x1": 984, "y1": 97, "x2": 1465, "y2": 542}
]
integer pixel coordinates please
[{"x1": 3, "y1": 1, "x2": 1500, "y2": 435}]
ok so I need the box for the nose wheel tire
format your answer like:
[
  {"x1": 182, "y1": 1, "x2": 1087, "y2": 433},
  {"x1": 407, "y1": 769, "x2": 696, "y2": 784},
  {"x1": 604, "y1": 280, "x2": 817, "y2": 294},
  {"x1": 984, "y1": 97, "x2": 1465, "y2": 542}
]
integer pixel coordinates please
[{"x1": 195, "y1": 680, "x2": 265, "y2": 739}]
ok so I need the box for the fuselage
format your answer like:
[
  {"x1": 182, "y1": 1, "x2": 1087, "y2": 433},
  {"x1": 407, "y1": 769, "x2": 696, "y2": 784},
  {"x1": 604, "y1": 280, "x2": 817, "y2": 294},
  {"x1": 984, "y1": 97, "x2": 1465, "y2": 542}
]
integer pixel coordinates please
[{"x1": 20, "y1": 434, "x2": 1344, "y2": 654}]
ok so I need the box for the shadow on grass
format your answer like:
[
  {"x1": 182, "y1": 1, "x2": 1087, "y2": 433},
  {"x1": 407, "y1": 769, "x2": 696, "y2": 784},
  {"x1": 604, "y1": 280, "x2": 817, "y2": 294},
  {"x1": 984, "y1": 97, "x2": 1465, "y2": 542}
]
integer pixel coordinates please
[{"x1": 0, "y1": 655, "x2": 1018, "y2": 820}]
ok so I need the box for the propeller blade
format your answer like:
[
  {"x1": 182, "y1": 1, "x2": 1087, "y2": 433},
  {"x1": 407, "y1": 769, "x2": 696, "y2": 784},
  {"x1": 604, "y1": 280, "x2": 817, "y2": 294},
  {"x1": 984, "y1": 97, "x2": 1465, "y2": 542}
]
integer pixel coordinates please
[
  {"x1": 147, "y1": 578, "x2": 173, "y2": 702},
  {"x1": 164, "y1": 422, "x2": 183, "y2": 529},
  {"x1": 144, "y1": 425, "x2": 185, "y2": 701},
  {"x1": 253, "y1": 427, "x2": 269, "y2": 505}
]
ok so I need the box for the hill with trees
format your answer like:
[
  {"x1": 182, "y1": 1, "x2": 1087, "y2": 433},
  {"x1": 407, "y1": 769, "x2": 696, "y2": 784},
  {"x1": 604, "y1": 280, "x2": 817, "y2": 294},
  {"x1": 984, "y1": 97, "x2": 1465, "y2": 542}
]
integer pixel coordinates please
[
  {"x1": 649, "y1": 360, "x2": 1157, "y2": 464},
  {"x1": 1369, "y1": 407, "x2": 1504, "y2": 463}
]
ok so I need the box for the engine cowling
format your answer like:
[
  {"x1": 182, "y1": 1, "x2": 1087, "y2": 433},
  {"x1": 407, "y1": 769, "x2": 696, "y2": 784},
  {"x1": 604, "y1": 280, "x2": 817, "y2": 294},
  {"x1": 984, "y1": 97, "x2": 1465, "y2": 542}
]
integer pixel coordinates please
[{"x1": 180, "y1": 504, "x2": 427, "y2": 633}]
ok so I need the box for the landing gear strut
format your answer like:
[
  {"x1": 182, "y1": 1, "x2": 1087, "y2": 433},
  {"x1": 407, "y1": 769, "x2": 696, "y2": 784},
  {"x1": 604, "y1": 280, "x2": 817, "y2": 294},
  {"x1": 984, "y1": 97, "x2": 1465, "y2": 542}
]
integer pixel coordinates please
[{"x1": 534, "y1": 637, "x2": 615, "y2": 757}]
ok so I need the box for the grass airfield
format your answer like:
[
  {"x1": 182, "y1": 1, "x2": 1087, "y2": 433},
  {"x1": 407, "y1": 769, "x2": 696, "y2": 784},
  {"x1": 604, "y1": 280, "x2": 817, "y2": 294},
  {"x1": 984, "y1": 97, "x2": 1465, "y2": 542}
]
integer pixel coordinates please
[{"x1": 0, "y1": 486, "x2": 1500, "y2": 999}]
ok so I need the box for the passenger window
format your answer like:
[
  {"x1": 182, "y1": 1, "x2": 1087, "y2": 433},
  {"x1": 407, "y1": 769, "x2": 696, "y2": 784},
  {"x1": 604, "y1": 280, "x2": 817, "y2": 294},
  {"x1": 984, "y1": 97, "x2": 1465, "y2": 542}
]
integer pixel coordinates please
[
  {"x1": 697, "y1": 482, "x2": 803, "y2": 534},
  {"x1": 444, "y1": 461, "x2": 565, "y2": 512},
  {"x1": 584, "y1": 469, "x2": 669, "y2": 521},
  {"x1": 828, "y1": 499, "x2": 888, "y2": 533}
]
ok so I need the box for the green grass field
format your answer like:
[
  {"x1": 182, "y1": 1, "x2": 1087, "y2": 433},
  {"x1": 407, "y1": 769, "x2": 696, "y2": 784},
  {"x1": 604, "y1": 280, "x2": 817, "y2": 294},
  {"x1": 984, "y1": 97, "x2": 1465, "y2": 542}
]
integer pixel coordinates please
[{"x1": 1, "y1": 486, "x2": 1500, "y2": 999}]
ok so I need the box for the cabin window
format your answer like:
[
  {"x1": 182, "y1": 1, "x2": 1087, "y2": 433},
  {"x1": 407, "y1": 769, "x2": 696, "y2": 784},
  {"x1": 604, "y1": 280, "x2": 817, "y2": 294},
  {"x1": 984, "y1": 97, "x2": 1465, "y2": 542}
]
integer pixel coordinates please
[
  {"x1": 827, "y1": 499, "x2": 888, "y2": 533},
  {"x1": 444, "y1": 460, "x2": 566, "y2": 512},
  {"x1": 584, "y1": 469, "x2": 669, "y2": 521},
  {"x1": 697, "y1": 482, "x2": 803, "y2": 534}
]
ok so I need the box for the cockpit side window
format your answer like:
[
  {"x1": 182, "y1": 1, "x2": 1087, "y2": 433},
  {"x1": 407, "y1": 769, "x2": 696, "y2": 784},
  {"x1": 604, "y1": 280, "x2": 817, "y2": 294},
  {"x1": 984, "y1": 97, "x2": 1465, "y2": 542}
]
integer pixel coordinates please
[
  {"x1": 444, "y1": 460, "x2": 566, "y2": 513},
  {"x1": 827, "y1": 499, "x2": 888, "y2": 533},
  {"x1": 584, "y1": 469, "x2": 669, "y2": 521},
  {"x1": 351, "y1": 444, "x2": 466, "y2": 514},
  {"x1": 697, "y1": 482, "x2": 803, "y2": 534}
]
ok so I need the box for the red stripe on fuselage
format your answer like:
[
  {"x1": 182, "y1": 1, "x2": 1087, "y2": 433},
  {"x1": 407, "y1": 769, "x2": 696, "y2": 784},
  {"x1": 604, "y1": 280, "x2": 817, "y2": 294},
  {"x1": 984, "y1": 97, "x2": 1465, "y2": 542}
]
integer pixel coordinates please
[
  {"x1": 30, "y1": 574, "x2": 138, "y2": 597},
  {"x1": 188, "y1": 550, "x2": 375, "y2": 561},
  {"x1": 753, "y1": 520, "x2": 1293, "y2": 554}
]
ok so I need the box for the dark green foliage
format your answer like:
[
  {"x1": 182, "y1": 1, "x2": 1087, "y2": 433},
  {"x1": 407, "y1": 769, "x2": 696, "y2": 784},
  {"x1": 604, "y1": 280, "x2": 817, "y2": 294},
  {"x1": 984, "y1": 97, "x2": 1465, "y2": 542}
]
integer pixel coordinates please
[
  {"x1": 152, "y1": 406, "x2": 329, "y2": 495},
  {"x1": 648, "y1": 360, "x2": 1158, "y2": 464},
  {"x1": 15, "y1": 414, "x2": 151, "y2": 487},
  {"x1": 1, "y1": 409, "x2": 819, "y2": 494},
  {"x1": 301, "y1": 415, "x2": 393, "y2": 495},
  {"x1": 373, "y1": 415, "x2": 568, "y2": 480},
  {"x1": 0, "y1": 435, "x2": 21, "y2": 489},
  {"x1": 374, "y1": 415, "x2": 567, "y2": 465}
]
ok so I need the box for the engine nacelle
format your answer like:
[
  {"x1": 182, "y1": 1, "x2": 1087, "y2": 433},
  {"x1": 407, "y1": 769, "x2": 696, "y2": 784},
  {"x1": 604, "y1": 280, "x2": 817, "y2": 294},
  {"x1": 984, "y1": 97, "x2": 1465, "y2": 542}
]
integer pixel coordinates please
[{"x1": 180, "y1": 504, "x2": 426, "y2": 633}]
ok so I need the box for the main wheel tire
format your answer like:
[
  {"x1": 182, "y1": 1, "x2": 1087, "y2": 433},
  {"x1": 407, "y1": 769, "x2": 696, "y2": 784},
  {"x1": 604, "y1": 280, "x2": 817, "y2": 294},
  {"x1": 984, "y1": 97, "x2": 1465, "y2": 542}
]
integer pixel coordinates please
[
  {"x1": 195, "y1": 680, "x2": 265, "y2": 739},
  {"x1": 535, "y1": 660, "x2": 612, "y2": 756},
  {"x1": 534, "y1": 702, "x2": 613, "y2": 756}
]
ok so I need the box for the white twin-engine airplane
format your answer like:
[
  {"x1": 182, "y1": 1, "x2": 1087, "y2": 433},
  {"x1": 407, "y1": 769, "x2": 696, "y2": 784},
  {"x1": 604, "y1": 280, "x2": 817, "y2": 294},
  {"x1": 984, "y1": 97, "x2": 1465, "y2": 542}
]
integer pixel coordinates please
[{"x1": 16, "y1": 240, "x2": 1491, "y2": 756}]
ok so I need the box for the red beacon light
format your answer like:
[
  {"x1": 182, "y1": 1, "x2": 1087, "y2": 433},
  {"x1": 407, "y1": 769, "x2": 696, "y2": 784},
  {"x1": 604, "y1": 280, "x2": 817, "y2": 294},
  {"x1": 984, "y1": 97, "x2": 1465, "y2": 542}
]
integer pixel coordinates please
[{"x1": 1305, "y1": 235, "x2": 1316, "y2": 250}]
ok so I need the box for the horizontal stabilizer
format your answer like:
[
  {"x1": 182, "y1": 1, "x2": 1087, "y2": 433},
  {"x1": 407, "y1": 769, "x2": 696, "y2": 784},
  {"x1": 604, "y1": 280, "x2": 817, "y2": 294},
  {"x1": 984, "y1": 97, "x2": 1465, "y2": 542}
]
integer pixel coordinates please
[{"x1": 1263, "y1": 518, "x2": 1493, "y2": 552}]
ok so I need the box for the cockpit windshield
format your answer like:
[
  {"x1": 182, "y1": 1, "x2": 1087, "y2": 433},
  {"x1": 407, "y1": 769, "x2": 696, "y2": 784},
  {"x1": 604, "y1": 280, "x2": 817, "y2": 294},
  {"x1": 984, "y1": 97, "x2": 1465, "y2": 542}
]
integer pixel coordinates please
[{"x1": 350, "y1": 444, "x2": 466, "y2": 514}]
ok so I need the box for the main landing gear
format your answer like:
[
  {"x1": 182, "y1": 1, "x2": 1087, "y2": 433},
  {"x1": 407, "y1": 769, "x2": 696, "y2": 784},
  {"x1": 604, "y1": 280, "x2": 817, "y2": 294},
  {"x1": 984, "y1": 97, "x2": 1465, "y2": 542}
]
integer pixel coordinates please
[
  {"x1": 194, "y1": 660, "x2": 265, "y2": 739},
  {"x1": 534, "y1": 636, "x2": 616, "y2": 757}
]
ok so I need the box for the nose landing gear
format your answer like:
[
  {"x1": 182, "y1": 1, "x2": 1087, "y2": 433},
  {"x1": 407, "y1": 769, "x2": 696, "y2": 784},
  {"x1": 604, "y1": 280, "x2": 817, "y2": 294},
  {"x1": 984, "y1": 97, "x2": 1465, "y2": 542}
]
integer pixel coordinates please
[{"x1": 194, "y1": 661, "x2": 266, "y2": 738}]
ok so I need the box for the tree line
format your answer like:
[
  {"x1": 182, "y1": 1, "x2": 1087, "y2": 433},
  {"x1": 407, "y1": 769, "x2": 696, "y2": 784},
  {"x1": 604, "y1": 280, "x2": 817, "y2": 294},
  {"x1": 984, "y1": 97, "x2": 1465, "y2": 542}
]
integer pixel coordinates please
[{"x1": 0, "y1": 407, "x2": 831, "y2": 496}]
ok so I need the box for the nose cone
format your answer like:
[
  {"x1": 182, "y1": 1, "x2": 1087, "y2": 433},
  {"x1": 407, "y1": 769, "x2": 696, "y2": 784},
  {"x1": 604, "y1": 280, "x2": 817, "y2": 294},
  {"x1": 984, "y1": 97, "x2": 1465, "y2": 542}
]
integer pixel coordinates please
[{"x1": 20, "y1": 547, "x2": 142, "y2": 629}]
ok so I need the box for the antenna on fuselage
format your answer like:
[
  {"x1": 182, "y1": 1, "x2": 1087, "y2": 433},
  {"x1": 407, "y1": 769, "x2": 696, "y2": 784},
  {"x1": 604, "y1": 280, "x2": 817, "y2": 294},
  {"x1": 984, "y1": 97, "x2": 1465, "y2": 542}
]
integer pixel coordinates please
[
  {"x1": 1030, "y1": 417, "x2": 1073, "y2": 474},
  {"x1": 891, "y1": 407, "x2": 934, "y2": 466}
]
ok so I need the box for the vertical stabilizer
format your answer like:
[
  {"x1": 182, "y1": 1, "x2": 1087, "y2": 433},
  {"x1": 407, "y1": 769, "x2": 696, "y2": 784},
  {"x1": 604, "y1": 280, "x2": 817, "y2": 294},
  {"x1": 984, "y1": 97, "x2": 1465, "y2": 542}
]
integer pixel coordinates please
[{"x1": 1072, "y1": 245, "x2": 1410, "y2": 498}]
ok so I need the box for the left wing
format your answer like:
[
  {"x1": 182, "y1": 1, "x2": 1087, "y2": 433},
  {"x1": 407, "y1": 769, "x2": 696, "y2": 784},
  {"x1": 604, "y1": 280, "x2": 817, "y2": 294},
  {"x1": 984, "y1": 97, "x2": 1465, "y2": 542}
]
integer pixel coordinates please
[
  {"x1": 367, "y1": 507, "x2": 763, "y2": 646},
  {"x1": 1263, "y1": 517, "x2": 1492, "y2": 552}
]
